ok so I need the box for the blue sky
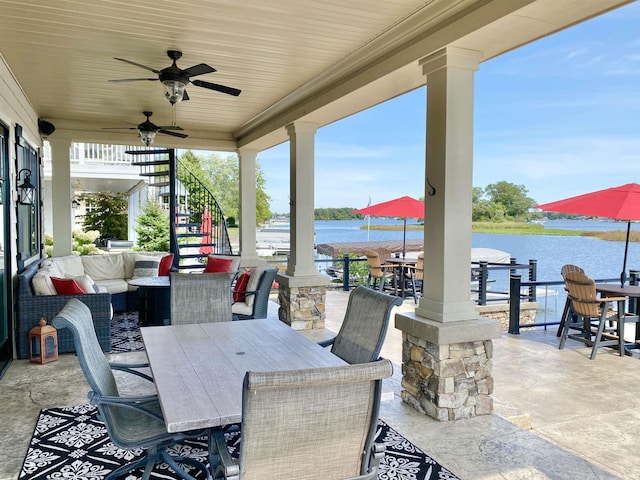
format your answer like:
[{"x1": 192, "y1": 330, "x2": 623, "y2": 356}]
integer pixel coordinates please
[{"x1": 257, "y1": 1, "x2": 640, "y2": 214}]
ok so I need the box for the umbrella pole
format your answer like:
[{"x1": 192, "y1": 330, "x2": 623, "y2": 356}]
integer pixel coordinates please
[
  {"x1": 621, "y1": 221, "x2": 631, "y2": 287},
  {"x1": 403, "y1": 218, "x2": 407, "y2": 258}
]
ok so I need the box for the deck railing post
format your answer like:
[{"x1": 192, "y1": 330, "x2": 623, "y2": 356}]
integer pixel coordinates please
[
  {"x1": 478, "y1": 261, "x2": 488, "y2": 305},
  {"x1": 509, "y1": 274, "x2": 521, "y2": 334},
  {"x1": 342, "y1": 254, "x2": 350, "y2": 292},
  {"x1": 529, "y1": 259, "x2": 537, "y2": 301},
  {"x1": 630, "y1": 270, "x2": 639, "y2": 313}
]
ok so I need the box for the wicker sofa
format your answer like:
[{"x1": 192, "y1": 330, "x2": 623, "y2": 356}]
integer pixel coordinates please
[
  {"x1": 16, "y1": 259, "x2": 112, "y2": 359},
  {"x1": 15, "y1": 251, "x2": 170, "y2": 360}
]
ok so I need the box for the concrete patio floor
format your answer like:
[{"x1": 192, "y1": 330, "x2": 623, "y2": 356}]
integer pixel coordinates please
[{"x1": 2, "y1": 289, "x2": 638, "y2": 479}]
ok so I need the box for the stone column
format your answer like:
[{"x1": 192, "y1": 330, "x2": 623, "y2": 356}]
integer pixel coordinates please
[
  {"x1": 48, "y1": 134, "x2": 73, "y2": 256},
  {"x1": 395, "y1": 47, "x2": 501, "y2": 421},
  {"x1": 277, "y1": 121, "x2": 328, "y2": 330},
  {"x1": 238, "y1": 148, "x2": 259, "y2": 266}
]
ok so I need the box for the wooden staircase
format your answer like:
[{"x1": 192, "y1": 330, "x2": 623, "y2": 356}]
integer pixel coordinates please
[{"x1": 127, "y1": 148, "x2": 234, "y2": 271}]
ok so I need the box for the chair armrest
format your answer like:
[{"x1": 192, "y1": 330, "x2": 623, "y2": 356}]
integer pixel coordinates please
[
  {"x1": 212, "y1": 428, "x2": 240, "y2": 480},
  {"x1": 88, "y1": 392, "x2": 164, "y2": 422},
  {"x1": 110, "y1": 362, "x2": 153, "y2": 382},
  {"x1": 317, "y1": 336, "x2": 336, "y2": 348}
]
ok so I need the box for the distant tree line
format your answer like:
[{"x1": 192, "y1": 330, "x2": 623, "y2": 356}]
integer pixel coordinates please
[{"x1": 315, "y1": 207, "x2": 362, "y2": 220}]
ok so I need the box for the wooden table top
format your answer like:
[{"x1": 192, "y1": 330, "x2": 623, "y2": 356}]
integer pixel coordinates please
[
  {"x1": 595, "y1": 283, "x2": 640, "y2": 297},
  {"x1": 141, "y1": 319, "x2": 347, "y2": 433}
]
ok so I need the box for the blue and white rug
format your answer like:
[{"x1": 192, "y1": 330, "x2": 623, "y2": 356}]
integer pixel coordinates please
[{"x1": 19, "y1": 405, "x2": 460, "y2": 480}]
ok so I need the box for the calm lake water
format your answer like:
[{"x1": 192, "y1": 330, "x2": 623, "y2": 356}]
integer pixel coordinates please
[{"x1": 313, "y1": 218, "x2": 640, "y2": 323}]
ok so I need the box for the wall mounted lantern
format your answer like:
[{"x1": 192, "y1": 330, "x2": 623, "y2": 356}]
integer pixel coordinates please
[
  {"x1": 71, "y1": 197, "x2": 80, "y2": 209},
  {"x1": 17, "y1": 168, "x2": 35, "y2": 205}
]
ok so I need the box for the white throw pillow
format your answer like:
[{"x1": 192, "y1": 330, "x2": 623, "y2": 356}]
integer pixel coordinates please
[
  {"x1": 132, "y1": 254, "x2": 160, "y2": 278},
  {"x1": 66, "y1": 274, "x2": 99, "y2": 294},
  {"x1": 245, "y1": 265, "x2": 270, "y2": 307}
]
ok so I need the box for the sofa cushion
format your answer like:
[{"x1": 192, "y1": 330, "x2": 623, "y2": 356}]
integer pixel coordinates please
[
  {"x1": 66, "y1": 274, "x2": 99, "y2": 294},
  {"x1": 95, "y1": 279, "x2": 130, "y2": 295},
  {"x1": 204, "y1": 257, "x2": 233, "y2": 273},
  {"x1": 246, "y1": 265, "x2": 270, "y2": 307},
  {"x1": 122, "y1": 251, "x2": 168, "y2": 279},
  {"x1": 158, "y1": 254, "x2": 174, "y2": 276},
  {"x1": 233, "y1": 270, "x2": 253, "y2": 302},
  {"x1": 51, "y1": 277, "x2": 87, "y2": 294},
  {"x1": 82, "y1": 254, "x2": 125, "y2": 281},
  {"x1": 132, "y1": 254, "x2": 161, "y2": 278},
  {"x1": 42, "y1": 255, "x2": 85, "y2": 278},
  {"x1": 206, "y1": 254, "x2": 241, "y2": 273},
  {"x1": 231, "y1": 301, "x2": 253, "y2": 315},
  {"x1": 32, "y1": 264, "x2": 62, "y2": 295}
]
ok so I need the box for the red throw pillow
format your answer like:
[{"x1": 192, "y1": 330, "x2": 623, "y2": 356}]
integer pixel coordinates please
[
  {"x1": 158, "y1": 253, "x2": 174, "y2": 276},
  {"x1": 204, "y1": 256, "x2": 233, "y2": 273},
  {"x1": 51, "y1": 277, "x2": 87, "y2": 295},
  {"x1": 233, "y1": 270, "x2": 253, "y2": 302}
]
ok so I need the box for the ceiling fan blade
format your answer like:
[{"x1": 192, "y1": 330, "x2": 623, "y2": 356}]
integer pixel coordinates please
[
  {"x1": 192, "y1": 79, "x2": 241, "y2": 96},
  {"x1": 109, "y1": 78, "x2": 158, "y2": 83},
  {"x1": 158, "y1": 125, "x2": 184, "y2": 131},
  {"x1": 183, "y1": 63, "x2": 216, "y2": 77},
  {"x1": 158, "y1": 129, "x2": 188, "y2": 138},
  {"x1": 114, "y1": 57, "x2": 160, "y2": 74},
  {"x1": 183, "y1": 90, "x2": 190, "y2": 101}
]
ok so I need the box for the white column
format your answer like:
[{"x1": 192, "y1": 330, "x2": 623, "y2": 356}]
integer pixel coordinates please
[
  {"x1": 286, "y1": 121, "x2": 318, "y2": 277},
  {"x1": 238, "y1": 148, "x2": 258, "y2": 264},
  {"x1": 417, "y1": 47, "x2": 482, "y2": 323},
  {"x1": 48, "y1": 135, "x2": 73, "y2": 256}
]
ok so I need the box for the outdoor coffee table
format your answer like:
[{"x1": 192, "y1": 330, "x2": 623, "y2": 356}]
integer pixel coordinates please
[{"x1": 140, "y1": 319, "x2": 347, "y2": 433}]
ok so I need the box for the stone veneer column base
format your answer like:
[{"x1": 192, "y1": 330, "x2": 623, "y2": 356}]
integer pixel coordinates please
[
  {"x1": 395, "y1": 311, "x2": 501, "y2": 421},
  {"x1": 276, "y1": 274, "x2": 328, "y2": 331}
]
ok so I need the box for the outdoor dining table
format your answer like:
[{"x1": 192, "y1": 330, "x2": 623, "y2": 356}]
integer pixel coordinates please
[
  {"x1": 140, "y1": 318, "x2": 347, "y2": 433},
  {"x1": 386, "y1": 256, "x2": 418, "y2": 299},
  {"x1": 595, "y1": 283, "x2": 640, "y2": 357}
]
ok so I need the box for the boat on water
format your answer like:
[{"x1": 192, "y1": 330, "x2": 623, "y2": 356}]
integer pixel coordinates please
[{"x1": 256, "y1": 218, "x2": 291, "y2": 256}]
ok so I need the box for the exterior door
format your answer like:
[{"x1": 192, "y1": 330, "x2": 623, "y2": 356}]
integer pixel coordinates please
[{"x1": 0, "y1": 124, "x2": 10, "y2": 375}]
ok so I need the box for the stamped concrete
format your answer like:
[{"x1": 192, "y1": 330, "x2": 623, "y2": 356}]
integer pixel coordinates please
[{"x1": 2, "y1": 290, "x2": 638, "y2": 479}]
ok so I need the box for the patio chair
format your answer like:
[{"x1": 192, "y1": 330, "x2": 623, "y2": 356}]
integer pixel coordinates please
[
  {"x1": 557, "y1": 264, "x2": 585, "y2": 338},
  {"x1": 559, "y1": 271, "x2": 625, "y2": 359},
  {"x1": 170, "y1": 272, "x2": 233, "y2": 324},
  {"x1": 211, "y1": 358, "x2": 393, "y2": 480},
  {"x1": 51, "y1": 298, "x2": 210, "y2": 480},
  {"x1": 364, "y1": 250, "x2": 395, "y2": 292},
  {"x1": 319, "y1": 285, "x2": 402, "y2": 364},
  {"x1": 232, "y1": 267, "x2": 278, "y2": 320}
]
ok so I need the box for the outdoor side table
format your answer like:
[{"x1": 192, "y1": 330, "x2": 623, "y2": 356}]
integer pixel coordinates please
[{"x1": 129, "y1": 276, "x2": 170, "y2": 326}]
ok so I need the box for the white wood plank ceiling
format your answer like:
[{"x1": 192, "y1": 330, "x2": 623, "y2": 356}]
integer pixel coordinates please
[{"x1": 0, "y1": 0, "x2": 633, "y2": 151}]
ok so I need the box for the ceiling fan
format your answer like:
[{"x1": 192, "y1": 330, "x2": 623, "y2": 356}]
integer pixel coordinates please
[
  {"x1": 110, "y1": 50, "x2": 241, "y2": 104},
  {"x1": 103, "y1": 111, "x2": 188, "y2": 146}
]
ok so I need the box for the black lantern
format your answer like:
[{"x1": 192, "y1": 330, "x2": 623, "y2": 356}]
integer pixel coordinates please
[
  {"x1": 29, "y1": 317, "x2": 58, "y2": 364},
  {"x1": 17, "y1": 168, "x2": 36, "y2": 205}
]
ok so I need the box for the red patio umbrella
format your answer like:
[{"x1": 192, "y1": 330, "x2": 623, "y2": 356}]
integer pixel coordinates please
[
  {"x1": 536, "y1": 183, "x2": 640, "y2": 287},
  {"x1": 354, "y1": 195, "x2": 425, "y2": 258}
]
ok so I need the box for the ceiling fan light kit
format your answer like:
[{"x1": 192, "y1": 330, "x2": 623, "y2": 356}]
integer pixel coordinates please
[{"x1": 111, "y1": 49, "x2": 241, "y2": 105}]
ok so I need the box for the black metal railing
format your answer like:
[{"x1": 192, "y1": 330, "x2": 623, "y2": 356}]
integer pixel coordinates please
[{"x1": 128, "y1": 148, "x2": 233, "y2": 271}]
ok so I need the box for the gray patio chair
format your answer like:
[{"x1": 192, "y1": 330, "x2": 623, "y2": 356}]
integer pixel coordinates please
[
  {"x1": 232, "y1": 267, "x2": 278, "y2": 320},
  {"x1": 211, "y1": 358, "x2": 393, "y2": 480},
  {"x1": 319, "y1": 285, "x2": 402, "y2": 364},
  {"x1": 170, "y1": 271, "x2": 233, "y2": 324},
  {"x1": 51, "y1": 298, "x2": 210, "y2": 480}
]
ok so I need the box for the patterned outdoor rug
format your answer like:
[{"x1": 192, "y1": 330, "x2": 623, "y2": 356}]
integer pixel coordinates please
[
  {"x1": 19, "y1": 405, "x2": 459, "y2": 480},
  {"x1": 110, "y1": 311, "x2": 144, "y2": 353}
]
